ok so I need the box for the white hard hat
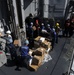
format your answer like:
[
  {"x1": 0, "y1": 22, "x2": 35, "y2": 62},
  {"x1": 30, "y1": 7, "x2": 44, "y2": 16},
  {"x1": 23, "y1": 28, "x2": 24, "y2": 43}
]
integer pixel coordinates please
[
  {"x1": 6, "y1": 30, "x2": 11, "y2": 34},
  {"x1": 0, "y1": 28, "x2": 4, "y2": 32},
  {"x1": 41, "y1": 23, "x2": 44, "y2": 25},
  {"x1": 47, "y1": 24, "x2": 50, "y2": 27},
  {"x1": 8, "y1": 35, "x2": 11, "y2": 37},
  {"x1": 31, "y1": 22, "x2": 33, "y2": 25},
  {"x1": 53, "y1": 28, "x2": 55, "y2": 32}
]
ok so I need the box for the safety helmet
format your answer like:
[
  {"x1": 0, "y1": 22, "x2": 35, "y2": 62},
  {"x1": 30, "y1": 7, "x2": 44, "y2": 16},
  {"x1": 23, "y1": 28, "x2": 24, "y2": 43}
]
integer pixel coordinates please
[
  {"x1": 53, "y1": 28, "x2": 55, "y2": 31},
  {"x1": 0, "y1": 28, "x2": 4, "y2": 32},
  {"x1": 47, "y1": 24, "x2": 50, "y2": 27},
  {"x1": 56, "y1": 23, "x2": 59, "y2": 26},
  {"x1": 6, "y1": 30, "x2": 11, "y2": 34},
  {"x1": 8, "y1": 35, "x2": 11, "y2": 37},
  {"x1": 31, "y1": 22, "x2": 33, "y2": 25},
  {"x1": 24, "y1": 39, "x2": 29, "y2": 45},
  {"x1": 41, "y1": 23, "x2": 44, "y2": 25}
]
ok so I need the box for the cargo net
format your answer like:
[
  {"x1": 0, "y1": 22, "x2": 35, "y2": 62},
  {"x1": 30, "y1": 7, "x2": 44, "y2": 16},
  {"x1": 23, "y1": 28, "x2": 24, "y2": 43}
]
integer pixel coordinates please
[{"x1": 42, "y1": 54, "x2": 52, "y2": 65}]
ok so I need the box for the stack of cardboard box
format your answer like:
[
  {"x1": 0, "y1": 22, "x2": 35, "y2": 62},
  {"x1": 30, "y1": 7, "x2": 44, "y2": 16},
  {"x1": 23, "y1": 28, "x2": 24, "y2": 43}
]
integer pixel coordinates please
[
  {"x1": 29, "y1": 47, "x2": 45, "y2": 71},
  {"x1": 34, "y1": 36, "x2": 52, "y2": 50},
  {"x1": 28, "y1": 36, "x2": 52, "y2": 71}
]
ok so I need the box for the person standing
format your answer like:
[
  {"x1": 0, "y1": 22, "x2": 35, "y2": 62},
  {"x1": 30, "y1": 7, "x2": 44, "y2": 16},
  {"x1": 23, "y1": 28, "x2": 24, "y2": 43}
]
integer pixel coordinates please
[
  {"x1": 55, "y1": 22, "x2": 60, "y2": 43},
  {"x1": 25, "y1": 13, "x2": 34, "y2": 38},
  {"x1": 70, "y1": 18, "x2": 74, "y2": 37},
  {"x1": 50, "y1": 28, "x2": 56, "y2": 50},
  {"x1": 64, "y1": 19, "x2": 70, "y2": 37},
  {"x1": 41, "y1": 23, "x2": 47, "y2": 37},
  {"x1": 33, "y1": 17, "x2": 40, "y2": 38},
  {"x1": 28, "y1": 22, "x2": 34, "y2": 49}
]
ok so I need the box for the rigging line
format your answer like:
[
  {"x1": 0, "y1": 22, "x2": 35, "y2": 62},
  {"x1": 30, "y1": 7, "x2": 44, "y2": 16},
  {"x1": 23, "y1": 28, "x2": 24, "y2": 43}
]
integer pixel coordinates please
[{"x1": 50, "y1": 38, "x2": 68, "y2": 75}]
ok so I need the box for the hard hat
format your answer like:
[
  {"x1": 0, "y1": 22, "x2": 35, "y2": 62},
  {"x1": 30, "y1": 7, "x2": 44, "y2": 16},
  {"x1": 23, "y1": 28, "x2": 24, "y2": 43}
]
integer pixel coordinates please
[
  {"x1": 6, "y1": 30, "x2": 11, "y2": 34},
  {"x1": 47, "y1": 24, "x2": 50, "y2": 27},
  {"x1": 24, "y1": 39, "x2": 29, "y2": 45},
  {"x1": 31, "y1": 22, "x2": 33, "y2": 25},
  {"x1": 56, "y1": 23, "x2": 59, "y2": 26},
  {"x1": 41, "y1": 23, "x2": 44, "y2": 25},
  {"x1": 8, "y1": 35, "x2": 11, "y2": 37},
  {"x1": 0, "y1": 28, "x2": 4, "y2": 32},
  {"x1": 53, "y1": 28, "x2": 55, "y2": 32}
]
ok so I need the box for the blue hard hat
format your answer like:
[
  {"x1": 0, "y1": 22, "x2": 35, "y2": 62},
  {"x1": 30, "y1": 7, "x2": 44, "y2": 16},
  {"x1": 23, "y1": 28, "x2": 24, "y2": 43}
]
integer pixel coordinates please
[{"x1": 24, "y1": 40, "x2": 29, "y2": 45}]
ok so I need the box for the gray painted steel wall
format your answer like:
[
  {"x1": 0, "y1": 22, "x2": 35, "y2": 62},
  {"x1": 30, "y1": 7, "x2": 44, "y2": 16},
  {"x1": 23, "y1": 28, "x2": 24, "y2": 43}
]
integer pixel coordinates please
[
  {"x1": 23, "y1": 0, "x2": 38, "y2": 19},
  {"x1": 43, "y1": 0, "x2": 49, "y2": 18},
  {"x1": 49, "y1": 0, "x2": 69, "y2": 18}
]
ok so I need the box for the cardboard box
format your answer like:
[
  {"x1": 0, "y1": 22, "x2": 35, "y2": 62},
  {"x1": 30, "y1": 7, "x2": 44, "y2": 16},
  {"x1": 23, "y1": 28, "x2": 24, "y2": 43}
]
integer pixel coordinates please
[
  {"x1": 29, "y1": 47, "x2": 46, "y2": 71},
  {"x1": 31, "y1": 47, "x2": 45, "y2": 65},
  {"x1": 42, "y1": 41, "x2": 52, "y2": 49},
  {"x1": 34, "y1": 36, "x2": 41, "y2": 41},
  {"x1": 32, "y1": 26, "x2": 36, "y2": 31},
  {"x1": 34, "y1": 56, "x2": 42, "y2": 65},
  {"x1": 32, "y1": 47, "x2": 45, "y2": 56},
  {"x1": 40, "y1": 41, "x2": 48, "y2": 49},
  {"x1": 34, "y1": 41, "x2": 40, "y2": 48},
  {"x1": 13, "y1": 39, "x2": 21, "y2": 46},
  {"x1": 48, "y1": 42, "x2": 51, "y2": 48},
  {"x1": 31, "y1": 56, "x2": 41, "y2": 65},
  {"x1": 29, "y1": 54, "x2": 45, "y2": 71},
  {"x1": 29, "y1": 65, "x2": 38, "y2": 71},
  {"x1": 35, "y1": 36, "x2": 51, "y2": 43},
  {"x1": 34, "y1": 36, "x2": 51, "y2": 49}
]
